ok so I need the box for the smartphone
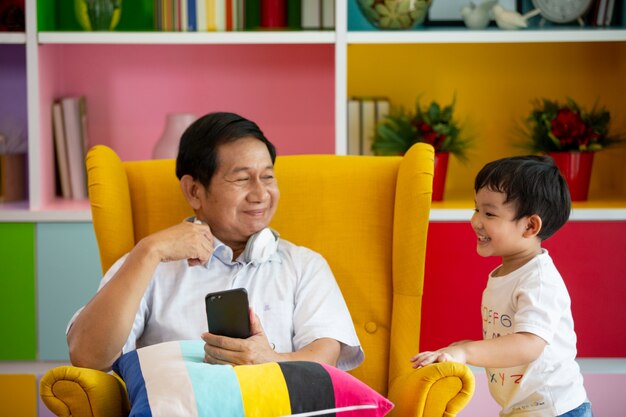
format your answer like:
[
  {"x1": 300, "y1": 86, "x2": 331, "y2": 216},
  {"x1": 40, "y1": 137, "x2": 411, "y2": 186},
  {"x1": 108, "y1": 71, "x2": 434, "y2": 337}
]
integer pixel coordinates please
[{"x1": 205, "y1": 288, "x2": 251, "y2": 339}]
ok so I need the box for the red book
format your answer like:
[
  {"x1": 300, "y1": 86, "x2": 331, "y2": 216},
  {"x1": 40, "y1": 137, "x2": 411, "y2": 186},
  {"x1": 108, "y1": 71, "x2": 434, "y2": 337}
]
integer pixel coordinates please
[{"x1": 261, "y1": 0, "x2": 286, "y2": 27}]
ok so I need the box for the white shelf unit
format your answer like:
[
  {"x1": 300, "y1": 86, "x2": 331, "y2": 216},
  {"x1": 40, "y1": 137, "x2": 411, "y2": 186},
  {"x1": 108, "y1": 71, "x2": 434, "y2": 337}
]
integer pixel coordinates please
[
  {"x1": 2, "y1": 0, "x2": 625, "y2": 222},
  {"x1": 0, "y1": 32, "x2": 26, "y2": 44}
]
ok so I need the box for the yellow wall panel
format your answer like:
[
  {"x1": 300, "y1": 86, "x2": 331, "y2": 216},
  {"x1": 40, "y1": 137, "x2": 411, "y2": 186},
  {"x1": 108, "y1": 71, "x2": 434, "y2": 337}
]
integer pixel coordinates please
[
  {"x1": 348, "y1": 42, "x2": 626, "y2": 201},
  {"x1": 0, "y1": 375, "x2": 37, "y2": 416}
]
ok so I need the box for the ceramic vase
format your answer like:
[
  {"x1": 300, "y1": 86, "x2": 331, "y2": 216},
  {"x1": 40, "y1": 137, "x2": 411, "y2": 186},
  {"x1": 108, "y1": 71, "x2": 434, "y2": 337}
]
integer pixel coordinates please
[
  {"x1": 356, "y1": 0, "x2": 433, "y2": 30},
  {"x1": 548, "y1": 151, "x2": 594, "y2": 201},
  {"x1": 432, "y1": 152, "x2": 449, "y2": 201},
  {"x1": 75, "y1": 0, "x2": 122, "y2": 31},
  {"x1": 153, "y1": 113, "x2": 197, "y2": 160}
]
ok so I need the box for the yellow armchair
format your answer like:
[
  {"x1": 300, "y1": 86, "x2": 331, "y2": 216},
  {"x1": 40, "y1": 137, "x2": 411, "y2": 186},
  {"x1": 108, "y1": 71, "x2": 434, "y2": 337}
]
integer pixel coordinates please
[{"x1": 40, "y1": 143, "x2": 474, "y2": 417}]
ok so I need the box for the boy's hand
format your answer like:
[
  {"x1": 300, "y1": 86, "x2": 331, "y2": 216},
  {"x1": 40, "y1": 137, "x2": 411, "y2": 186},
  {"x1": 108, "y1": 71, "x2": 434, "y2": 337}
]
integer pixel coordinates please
[{"x1": 410, "y1": 345, "x2": 467, "y2": 368}]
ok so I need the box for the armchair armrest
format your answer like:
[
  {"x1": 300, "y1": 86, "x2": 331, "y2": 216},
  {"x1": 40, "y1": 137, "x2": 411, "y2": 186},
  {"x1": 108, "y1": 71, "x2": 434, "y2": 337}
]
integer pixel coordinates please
[
  {"x1": 388, "y1": 362, "x2": 475, "y2": 417},
  {"x1": 40, "y1": 366, "x2": 130, "y2": 417}
]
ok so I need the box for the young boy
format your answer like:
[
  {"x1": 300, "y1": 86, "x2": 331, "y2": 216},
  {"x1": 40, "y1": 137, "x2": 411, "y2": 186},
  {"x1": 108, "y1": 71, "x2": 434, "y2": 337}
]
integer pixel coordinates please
[{"x1": 411, "y1": 156, "x2": 591, "y2": 416}]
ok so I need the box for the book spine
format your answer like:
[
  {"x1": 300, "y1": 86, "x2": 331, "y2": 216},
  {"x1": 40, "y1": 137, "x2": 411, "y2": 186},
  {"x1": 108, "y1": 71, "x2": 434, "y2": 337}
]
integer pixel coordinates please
[
  {"x1": 52, "y1": 102, "x2": 72, "y2": 199},
  {"x1": 261, "y1": 0, "x2": 286, "y2": 28},
  {"x1": 321, "y1": 0, "x2": 334, "y2": 29},
  {"x1": 61, "y1": 97, "x2": 88, "y2": 200},
  {"x1": 244, "y1": 0, "x2": 261, "y2": 30},
  {"x1": 187, "y1": 0, "x2": 197, "y2": 30},
  {"x1": 286, "y1": 0, "x2": 301, "y2": 29},
  {"x1": 196, "y1": 0, "x2": 207, "y2": 30},
  {"x1": 347, "y1": 99, "x2": 361, "y2": 156},
  {"x1": 300, "y1": 0, "x2": 321, "y2": 29}
]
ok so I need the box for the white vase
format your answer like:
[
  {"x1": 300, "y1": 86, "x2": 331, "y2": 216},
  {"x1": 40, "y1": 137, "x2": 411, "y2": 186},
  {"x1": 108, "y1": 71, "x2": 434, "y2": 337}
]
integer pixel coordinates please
[{"x1": 152, "y1": 113, "x2": 197, "y2": 160}]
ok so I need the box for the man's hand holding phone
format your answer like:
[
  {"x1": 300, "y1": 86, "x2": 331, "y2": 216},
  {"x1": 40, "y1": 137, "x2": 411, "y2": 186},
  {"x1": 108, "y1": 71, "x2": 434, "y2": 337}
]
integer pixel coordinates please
[{"x1": 201, "y1": 309, "x2": 279, "y2": 366}]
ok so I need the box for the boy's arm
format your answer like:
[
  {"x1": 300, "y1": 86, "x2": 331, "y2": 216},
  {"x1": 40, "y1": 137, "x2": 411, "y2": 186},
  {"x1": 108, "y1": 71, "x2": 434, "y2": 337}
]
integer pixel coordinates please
[{"x1": 410, "y1": 332, "x2": 546, "y2": 369}]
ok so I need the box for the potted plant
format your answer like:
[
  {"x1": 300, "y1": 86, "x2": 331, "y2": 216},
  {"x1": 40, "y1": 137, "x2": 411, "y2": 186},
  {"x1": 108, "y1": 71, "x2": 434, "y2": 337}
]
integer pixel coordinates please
[
  {"x1": 521, "y1": 98, "x2": 623, "y2": 201},
  {"x1": 371, "y1": 96, "x2": 471, "y2": 200}
]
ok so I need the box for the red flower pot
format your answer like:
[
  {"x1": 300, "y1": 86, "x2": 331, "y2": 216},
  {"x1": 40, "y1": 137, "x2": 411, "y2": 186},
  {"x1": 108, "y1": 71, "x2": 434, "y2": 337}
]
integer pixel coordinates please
[
  {"x1": 432, "y1": 152, "x2": 449, "y2": 201},
  {"x1": 548, "y1": 152, "x2": 594, "y2": 201}
]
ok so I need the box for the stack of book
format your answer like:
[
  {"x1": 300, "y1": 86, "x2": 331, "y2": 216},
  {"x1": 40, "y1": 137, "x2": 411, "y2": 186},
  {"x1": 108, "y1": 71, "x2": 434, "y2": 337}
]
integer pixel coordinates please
[
  {"x1": 347, "y1": 97, "x2": 390, "y2": 156},
  {"x1": 588, "y1": 0, "x2": 622, "y2": 26},
  {"x1": 51, "y1": 96, "x2": 89, "y2": 200},
  {"x1": 153, "y1": 0, "x2": 335, "y2": 32}
]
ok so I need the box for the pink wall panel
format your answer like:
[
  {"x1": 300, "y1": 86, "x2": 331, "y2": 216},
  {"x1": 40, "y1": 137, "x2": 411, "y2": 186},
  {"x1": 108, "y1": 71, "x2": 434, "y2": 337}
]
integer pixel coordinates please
[
  {"x1": 421, "y1": 221, "x2": 626, "y2": 357},
  {"x1": 43, "y1": 44, "x2": 335, "y2": 162}
]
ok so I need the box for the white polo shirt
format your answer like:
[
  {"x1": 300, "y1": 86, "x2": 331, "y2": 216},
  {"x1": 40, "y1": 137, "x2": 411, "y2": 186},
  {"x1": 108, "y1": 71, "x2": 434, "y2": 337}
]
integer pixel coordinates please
[{"x1": 69, "y1": 236, "x2": 364, "y2": 371}]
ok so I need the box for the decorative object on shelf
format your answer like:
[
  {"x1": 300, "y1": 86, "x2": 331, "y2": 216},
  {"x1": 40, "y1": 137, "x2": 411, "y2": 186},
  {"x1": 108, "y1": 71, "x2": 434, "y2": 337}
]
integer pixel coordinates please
[
  {"x1": 371, "y1": 96, "x2": 471, "y2": 200},
  {"x1": 356, "y1": 0, "x2": 433, "y2": 29},
  {"x1": 0, "y1": 118, "x2": 27, "y2": 202},
  {"x1": 74, "y1": 0, "x2": 122, "y2": 31},
  {"x1": 529, "y1": 0, "x2": 593, "y2": 26},
  {"x1": 0, "y1": 0, "x2": 25, "y2": 31},
  {"x1": 521, "y1": 98, "x2": 624, "y2": 201},
  {"x1": 492, "y1": 4, "x2": 540, "y2": 29},
  {"x1": 153, "y1": 113, "x2": 197, "y2": 160},
  {"x1": 460, "y1": 0, "x2": 496, "y2": 29}
]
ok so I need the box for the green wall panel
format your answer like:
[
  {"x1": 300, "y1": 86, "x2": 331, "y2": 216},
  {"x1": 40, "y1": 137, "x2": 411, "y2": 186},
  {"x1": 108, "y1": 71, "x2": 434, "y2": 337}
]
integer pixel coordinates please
[
  {"x1": 0, "y1": 223, "x2": 36, "y2": 360},
  {"x1": 37, "y1": 223, "x2": 101, "y2": 361}
]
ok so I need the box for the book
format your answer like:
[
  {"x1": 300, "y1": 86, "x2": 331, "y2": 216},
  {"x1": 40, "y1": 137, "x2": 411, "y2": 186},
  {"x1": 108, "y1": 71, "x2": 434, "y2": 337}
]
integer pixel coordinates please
[
  {"x1": 196, "y1": 0, "x2": 207, "y2": 30},
  {"x1": 321, "y1": 0, "x2": 334, "y2": 29},
  {"x1": 351, "y1": 96, "x2": 390, "y2": 155},
  {"x1": 187, "y1": 0, "x2": 197, "y2": 30},
  {"x1": 347, "y1": 99, "x2": 361, "y2": 155},
  {"x1": 60, "y1": 97, "x2": 88, "y2": 200},
  {"x1": 360, "y1": 98, "x2": 376, "y2": 156},
  {"x1": 287, "y1": 0, "x2": 301, "y2": 29},
  {"x1": 261, "y1": 0, "x2": 286, "y2": 28},
  {"x1": 52, "y1": 102, "x2": 72, "y2": 199},
  {"x1": 301, "y1": 0, "x2": 320, "y2": 29},
  {"x1": 244, "y1": 0, "x2": 261, "y2": 29}
]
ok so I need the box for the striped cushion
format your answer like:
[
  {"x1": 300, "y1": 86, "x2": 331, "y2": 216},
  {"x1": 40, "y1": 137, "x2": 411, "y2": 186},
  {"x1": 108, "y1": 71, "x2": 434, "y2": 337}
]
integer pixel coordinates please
[{"x1": 112, "y1": 340, "x2": 393, "y2": 417}]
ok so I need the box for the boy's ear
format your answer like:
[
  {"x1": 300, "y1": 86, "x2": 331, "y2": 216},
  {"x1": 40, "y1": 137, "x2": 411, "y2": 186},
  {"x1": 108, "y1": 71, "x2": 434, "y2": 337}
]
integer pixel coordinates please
[
  {"x1": 523, "y1": 214, "x2": 542, "y2": 238},
  {"x1": 180, "y1": 175, "x2": 202, "y2": 210}
]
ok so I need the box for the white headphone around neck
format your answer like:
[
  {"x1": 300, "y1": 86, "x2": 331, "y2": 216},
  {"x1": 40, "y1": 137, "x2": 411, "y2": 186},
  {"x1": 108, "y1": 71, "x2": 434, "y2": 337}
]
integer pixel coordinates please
[{"x1": 241, "y1": 227, "x2": 279, "y2": 264}]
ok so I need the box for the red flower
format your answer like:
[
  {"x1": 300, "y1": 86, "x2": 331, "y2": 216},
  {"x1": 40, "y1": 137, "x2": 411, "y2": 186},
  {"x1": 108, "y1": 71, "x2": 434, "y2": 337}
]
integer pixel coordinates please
[
  {"x1": 550, "y1": 108, "x2": 597, "y2": 148},
  {"x1": 415, "y1": 120, "x2": 446, "y2": 150}
]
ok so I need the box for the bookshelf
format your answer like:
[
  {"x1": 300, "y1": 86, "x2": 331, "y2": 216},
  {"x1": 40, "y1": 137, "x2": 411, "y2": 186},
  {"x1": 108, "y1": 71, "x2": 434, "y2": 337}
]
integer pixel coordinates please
[{"x1": 0, "y1": 0, "x2": 624, "y2": 221}]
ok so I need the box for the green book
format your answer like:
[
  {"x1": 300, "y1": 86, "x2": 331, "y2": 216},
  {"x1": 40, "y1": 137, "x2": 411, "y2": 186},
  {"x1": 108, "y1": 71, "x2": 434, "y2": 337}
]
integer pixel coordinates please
[
  {"x1": 287, "y1": 0, "x2": 301, "y2": 29},
  {"x1": 245, "y1": 0, "x2": 261, "y2": 30}
]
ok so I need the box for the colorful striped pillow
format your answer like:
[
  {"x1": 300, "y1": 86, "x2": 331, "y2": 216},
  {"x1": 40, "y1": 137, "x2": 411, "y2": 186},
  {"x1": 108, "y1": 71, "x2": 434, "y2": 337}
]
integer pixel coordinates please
[{"x1": 112, "y1": 340, "x2": 393, "y2": 417}]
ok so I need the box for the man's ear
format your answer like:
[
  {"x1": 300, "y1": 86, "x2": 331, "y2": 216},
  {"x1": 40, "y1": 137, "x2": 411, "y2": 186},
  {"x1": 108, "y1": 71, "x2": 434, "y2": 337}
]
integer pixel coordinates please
[
  {"x1": 180, "y1": 175, "x2": 202, "y2": 210},
  {"x1": 523, "y1": 214, "x2": 542, "y2": 238}
]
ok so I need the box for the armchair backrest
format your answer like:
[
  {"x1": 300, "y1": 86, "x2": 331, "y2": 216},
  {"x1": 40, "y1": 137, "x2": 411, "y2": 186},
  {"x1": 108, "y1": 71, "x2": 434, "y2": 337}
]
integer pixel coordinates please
[{"x1": 86, "y1": 143, "x2": 435, "y2": 396}]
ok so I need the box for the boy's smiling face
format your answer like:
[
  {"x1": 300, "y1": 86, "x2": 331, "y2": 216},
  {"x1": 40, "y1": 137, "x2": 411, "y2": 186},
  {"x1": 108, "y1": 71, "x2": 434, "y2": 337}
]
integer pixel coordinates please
[{"x1": 471, "y1": 187, "x2": 542, "y2": 275}]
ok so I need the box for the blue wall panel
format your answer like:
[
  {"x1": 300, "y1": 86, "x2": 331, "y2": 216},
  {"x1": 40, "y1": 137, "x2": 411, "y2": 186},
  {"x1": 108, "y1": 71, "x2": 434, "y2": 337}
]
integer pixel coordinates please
[{"x1": 37, "y1": 223, "x2": 101, "y2": 361}]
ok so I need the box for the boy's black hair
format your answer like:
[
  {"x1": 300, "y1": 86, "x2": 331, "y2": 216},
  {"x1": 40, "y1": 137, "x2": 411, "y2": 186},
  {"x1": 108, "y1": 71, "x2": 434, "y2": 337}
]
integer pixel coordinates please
[
  {"x1": 175, "y1": 112, "x2": 276, "y2": 187},
  {"x1": 474, "y1": 155, "x2": 571, "y2": 240}
]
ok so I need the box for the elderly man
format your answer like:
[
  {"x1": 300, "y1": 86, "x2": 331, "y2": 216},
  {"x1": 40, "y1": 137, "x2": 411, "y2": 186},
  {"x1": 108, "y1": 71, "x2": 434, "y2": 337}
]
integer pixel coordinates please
[{"x1": 67, "y1": 112, "x2": 363, "y2": 372}]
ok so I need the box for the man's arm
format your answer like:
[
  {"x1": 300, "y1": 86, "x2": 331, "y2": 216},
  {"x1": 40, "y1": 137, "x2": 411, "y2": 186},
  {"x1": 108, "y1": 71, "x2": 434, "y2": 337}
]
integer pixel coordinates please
[
  {"x1": 410, "y1": 332, "x2": 546, "y2": 369},
  {"x1": 68, "y1": 221, "x2": 214, "y2": 371}
]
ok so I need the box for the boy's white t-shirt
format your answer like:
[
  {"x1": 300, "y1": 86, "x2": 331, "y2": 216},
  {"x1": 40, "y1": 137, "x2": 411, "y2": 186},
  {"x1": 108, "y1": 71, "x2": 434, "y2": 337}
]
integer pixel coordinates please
[{"x1": 481, "y1": 250, "x2": 587, "y2": 416}]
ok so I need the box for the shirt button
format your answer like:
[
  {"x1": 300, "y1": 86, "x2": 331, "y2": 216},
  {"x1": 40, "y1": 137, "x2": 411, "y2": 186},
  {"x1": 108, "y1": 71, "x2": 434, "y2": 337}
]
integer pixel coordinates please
[{"x1": 365, "y1": 322, "x2": 377, "y2": 333}]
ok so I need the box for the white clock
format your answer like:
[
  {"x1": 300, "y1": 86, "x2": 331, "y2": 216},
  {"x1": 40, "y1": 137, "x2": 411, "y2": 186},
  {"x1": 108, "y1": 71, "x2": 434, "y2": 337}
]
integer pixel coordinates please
[{"x1": 531, "y1": 0, "x2": 594, "y2": 24}]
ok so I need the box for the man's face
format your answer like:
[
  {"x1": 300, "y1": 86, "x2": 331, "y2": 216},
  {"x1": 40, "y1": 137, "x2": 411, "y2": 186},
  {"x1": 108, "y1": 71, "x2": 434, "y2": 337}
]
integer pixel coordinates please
[{"x1": 197, "y1": 137, "x2": 279, "y2": 249}]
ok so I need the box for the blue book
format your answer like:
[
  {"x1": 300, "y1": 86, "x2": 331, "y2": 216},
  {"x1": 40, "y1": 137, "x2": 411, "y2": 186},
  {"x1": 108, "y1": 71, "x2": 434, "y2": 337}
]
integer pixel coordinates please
[{"x1": 187, "y1": 0, "x2": 197, "y2": 31}]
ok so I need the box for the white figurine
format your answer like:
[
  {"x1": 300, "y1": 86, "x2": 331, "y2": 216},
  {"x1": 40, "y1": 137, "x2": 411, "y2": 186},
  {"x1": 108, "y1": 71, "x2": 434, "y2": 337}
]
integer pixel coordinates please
[
  {"x1": 461, "y1": 0, "x2": 497, "y2": 30},
  {"x1": 492, "y1": 4, "x2": 541, "y2": 30}
]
